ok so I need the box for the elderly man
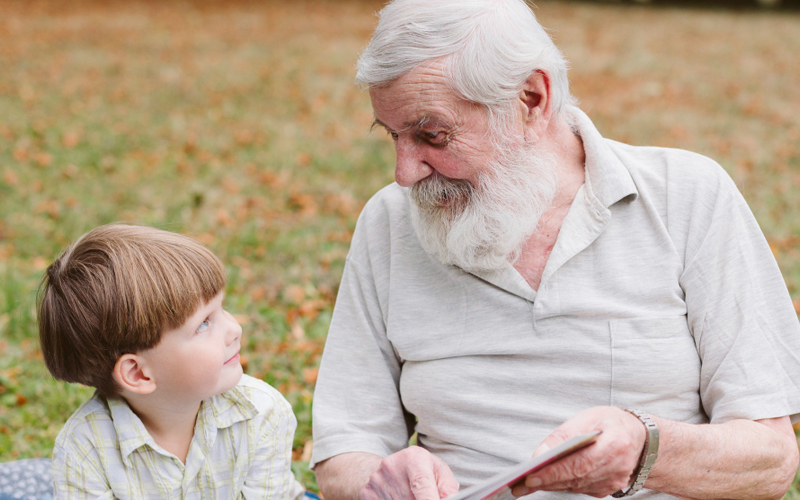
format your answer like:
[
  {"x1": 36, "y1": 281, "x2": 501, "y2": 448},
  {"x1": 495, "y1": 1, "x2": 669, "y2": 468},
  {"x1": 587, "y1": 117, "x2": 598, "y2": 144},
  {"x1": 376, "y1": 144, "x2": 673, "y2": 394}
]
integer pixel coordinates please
[{"x1": 310, "y1": 1, "x2": 800, "y2": 499}]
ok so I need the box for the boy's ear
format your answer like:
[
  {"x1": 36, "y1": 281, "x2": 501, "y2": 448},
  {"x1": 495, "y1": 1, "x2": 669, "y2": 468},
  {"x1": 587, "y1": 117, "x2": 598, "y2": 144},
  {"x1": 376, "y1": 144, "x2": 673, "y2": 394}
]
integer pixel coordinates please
[{"x1": 113, "y1": 354, "x2": 156, "y2": 395}]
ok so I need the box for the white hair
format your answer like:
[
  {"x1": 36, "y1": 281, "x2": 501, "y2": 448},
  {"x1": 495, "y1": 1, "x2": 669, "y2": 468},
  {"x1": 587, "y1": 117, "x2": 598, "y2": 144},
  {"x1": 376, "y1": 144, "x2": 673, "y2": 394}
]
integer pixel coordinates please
[{"x1": 356, "y1": 0, "x2": 576, "y2": 126}]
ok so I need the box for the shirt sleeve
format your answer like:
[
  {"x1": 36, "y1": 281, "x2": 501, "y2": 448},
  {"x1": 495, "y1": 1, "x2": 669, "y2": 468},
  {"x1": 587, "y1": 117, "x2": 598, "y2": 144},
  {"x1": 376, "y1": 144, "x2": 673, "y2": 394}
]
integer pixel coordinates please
[
  {"x1": 677, "y1": 163, "x2": 800, "y2": 423},
  {"x1": 310, "y1": 197, "x2": 415, "y2": 468},
  {"x1": 52, "y1": 438, "x2": 115, "y2": 500},
  {"x1": 241, "y1": 395, "x2": 305, "y2": 500}
]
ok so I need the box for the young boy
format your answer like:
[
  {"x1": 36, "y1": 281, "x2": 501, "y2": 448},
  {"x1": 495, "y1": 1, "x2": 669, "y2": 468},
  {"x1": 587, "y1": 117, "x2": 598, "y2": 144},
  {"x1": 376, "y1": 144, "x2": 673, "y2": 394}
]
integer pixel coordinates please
[{"x1": 38, "y1": 224, "x2": 306, "y2": 500}]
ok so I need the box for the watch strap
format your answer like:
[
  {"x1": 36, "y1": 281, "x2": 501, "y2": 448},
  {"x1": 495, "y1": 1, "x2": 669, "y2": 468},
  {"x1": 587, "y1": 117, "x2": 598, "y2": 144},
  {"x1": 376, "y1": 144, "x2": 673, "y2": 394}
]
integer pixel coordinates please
[{"x1": 612, "y1": 409, "x2": 659, "y2": 498}]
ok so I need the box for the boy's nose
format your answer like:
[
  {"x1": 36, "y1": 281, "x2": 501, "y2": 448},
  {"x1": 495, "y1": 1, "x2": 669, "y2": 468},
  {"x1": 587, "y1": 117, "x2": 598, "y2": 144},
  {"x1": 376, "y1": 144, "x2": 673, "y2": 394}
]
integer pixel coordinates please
[{"x1": 224, "y1": 311, "x2": 242, "y2": 345}]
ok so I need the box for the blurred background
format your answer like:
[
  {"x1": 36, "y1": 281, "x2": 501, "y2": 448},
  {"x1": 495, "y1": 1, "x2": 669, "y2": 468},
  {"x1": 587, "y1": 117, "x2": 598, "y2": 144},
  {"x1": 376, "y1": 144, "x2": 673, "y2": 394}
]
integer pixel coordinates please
[{"x1": 1, "y1": 0, "x2": 799, "y2": 495}]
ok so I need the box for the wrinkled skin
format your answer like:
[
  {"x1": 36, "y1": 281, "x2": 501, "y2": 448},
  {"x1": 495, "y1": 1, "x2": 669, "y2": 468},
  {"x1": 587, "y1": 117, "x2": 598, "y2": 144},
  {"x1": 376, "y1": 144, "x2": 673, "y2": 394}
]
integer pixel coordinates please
[
  {"x1": 358, "y1": 407, "x2": 644, "y2": 500},
  {"x1": 511, "y1": 406, "x2": 645, "y2": 498},
  {"x1": 361, "y1": 446, "x2": 460, "y2": 500}
]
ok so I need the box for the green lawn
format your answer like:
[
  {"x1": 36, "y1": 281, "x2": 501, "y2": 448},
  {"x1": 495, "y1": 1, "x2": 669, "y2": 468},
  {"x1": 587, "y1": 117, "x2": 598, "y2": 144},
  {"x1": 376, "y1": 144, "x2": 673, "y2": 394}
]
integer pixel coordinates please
[{"x1": 1, "y1": 0, "x2": 799, "y2": 495}]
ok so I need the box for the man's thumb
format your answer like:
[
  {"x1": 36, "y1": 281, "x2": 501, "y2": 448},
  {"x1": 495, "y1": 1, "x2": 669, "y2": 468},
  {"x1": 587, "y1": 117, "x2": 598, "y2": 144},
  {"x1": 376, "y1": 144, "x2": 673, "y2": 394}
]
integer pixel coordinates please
[
  {"x1": 531, "y1": 442, "x2": 552, "y2": 458},
  {"x1": 409, "y1": 472, "x2": 444, "y2": 500},
  {"x1": 433, "y1": 455, "x2": 460, "y2": 499}
]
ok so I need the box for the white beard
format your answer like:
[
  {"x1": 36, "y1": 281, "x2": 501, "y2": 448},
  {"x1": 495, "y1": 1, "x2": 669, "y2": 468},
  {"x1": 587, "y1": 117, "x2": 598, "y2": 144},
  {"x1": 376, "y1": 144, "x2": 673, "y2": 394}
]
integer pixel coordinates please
[{"x1": 408, "y1": 136, "x2": 558, "y2": 272}]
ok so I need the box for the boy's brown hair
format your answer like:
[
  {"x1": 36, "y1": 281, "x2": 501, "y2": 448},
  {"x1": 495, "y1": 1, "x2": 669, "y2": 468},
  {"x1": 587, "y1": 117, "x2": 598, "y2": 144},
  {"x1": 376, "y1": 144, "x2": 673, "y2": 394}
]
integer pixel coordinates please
[{"x1": 38, "y1": 224, "x2": 227, "y2": 398}]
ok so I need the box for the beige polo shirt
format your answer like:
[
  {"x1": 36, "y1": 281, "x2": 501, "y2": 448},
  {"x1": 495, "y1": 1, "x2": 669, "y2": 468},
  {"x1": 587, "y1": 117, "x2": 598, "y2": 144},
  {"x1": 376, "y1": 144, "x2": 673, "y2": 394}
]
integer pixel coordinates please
[{"x1": 311, "y1": 108, "x2": 800, "y2": 499}]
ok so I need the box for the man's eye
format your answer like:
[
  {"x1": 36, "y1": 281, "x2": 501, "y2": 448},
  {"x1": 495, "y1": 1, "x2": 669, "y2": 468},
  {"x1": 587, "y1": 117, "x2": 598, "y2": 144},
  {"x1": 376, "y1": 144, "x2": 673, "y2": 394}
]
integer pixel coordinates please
[
  {"x1": 389, "y1": 131, "x2": 399, "y2": 140},
  {"x1": 196, "y1": 320, "x2": 209, "y2": 333},
  {"x1": 424, "y1": 131, "x2": 445, "y2": 144}
]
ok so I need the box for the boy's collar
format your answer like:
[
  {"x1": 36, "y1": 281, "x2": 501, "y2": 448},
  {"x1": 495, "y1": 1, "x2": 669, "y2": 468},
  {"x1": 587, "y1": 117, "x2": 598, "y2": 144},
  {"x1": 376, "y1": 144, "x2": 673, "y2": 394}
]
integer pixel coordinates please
[
  {"x1": 106, "y1": 382, "x2": 258, "y2": 464},
  {"x1": 106, "y1": 396, "x2": 160, "y2": 464},
  {"x1": 205, "y1": 384, "x2": 258, "y2": 430}
]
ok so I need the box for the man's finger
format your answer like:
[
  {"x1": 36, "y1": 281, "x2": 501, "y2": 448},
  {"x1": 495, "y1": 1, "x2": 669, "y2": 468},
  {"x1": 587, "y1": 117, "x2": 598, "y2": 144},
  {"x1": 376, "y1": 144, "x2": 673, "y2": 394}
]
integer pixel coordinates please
[
  {"x1": 407, "y1": 467, "x2": 446, "y2": 500},
  {"x1": 510, "y1": 483, "x2": 532, "y2": 497},
  {"x1": 432, "y1": 454, "x2": 460, "y2": 498},
  {"x1": 530, "y1": 442, "x2": 551, "y2": 458}
]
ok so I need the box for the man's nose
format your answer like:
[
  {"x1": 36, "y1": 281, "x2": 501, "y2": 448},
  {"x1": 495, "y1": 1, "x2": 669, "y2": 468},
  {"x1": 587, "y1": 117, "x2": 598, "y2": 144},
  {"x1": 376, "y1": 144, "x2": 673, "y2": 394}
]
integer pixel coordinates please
[{"x1": 394, "y1": 139, "x2": 433, "y2": 187}]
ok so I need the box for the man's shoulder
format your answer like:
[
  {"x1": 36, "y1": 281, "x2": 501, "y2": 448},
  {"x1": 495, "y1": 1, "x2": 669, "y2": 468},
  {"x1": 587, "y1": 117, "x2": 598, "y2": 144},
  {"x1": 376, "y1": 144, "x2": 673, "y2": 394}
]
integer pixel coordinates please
[
  {"x1": 348, "y1": 182, "x2": 418, "y2": 259},
  {"x1": 607, "y1": 139, "x2": 729, "y2": 182},
  {"x1": 359, "y1": 182, "x2": 410, "y2": 223},
  {"x1": 606, "y1": 139, "x2": 739, "y2": 203}
]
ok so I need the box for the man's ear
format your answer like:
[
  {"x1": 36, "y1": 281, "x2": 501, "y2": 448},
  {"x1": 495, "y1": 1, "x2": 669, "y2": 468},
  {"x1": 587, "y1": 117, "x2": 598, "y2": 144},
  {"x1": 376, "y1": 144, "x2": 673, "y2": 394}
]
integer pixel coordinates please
[
  {"x1": 113, "y1": 354, "x2": 156, "y2": 395},
  {"x1": 517, "y1": 69, "x2": 552, "y2": 144}
]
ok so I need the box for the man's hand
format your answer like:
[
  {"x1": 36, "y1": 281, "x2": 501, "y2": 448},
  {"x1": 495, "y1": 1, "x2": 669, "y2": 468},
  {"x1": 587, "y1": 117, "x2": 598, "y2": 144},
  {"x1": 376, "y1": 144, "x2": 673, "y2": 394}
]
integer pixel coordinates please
[
  {"x1": 362, "y1": 446, "x2": 460, "y2": 500},
  {"x1": 511, "y1": 406, "x2": 646, "y2": 498}
]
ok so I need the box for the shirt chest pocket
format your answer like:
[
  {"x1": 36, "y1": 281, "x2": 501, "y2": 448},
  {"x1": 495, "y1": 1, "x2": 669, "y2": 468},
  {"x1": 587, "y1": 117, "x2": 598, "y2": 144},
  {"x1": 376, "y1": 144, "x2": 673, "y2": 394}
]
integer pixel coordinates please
[{"x1": 609, "y1": 317, "x2": 703, "y2": 421}]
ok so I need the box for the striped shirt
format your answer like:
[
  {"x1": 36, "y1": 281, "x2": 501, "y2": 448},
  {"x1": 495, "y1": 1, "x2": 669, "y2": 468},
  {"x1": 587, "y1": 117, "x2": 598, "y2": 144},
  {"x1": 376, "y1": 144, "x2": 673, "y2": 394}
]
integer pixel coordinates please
[{"x1": 53, "y1": 374, "x2": 305, "y2": 500}]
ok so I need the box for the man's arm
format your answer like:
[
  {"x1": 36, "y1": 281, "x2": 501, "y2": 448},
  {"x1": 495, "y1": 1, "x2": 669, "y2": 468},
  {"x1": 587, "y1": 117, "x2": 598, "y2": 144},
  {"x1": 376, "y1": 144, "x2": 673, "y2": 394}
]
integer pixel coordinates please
[
  {"x1": 647, "y1": 415, "x2": 797, "y2": 500},
  {"x1": 516, "y1": 407, "x2": 799, "y2": 500},
  {"x1": 316, "y1": 448, "x2": 460, "y2": 500},
  {"x1": 316, "y1": 452, "x2": 383, "y2": 500}
]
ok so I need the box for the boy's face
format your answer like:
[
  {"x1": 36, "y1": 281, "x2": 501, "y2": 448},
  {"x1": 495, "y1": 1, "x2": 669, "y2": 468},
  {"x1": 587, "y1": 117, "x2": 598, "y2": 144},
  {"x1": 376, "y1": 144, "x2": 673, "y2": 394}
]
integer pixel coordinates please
[{"x1": 140, "y1": 292, "x2": 243, "y2": 403}]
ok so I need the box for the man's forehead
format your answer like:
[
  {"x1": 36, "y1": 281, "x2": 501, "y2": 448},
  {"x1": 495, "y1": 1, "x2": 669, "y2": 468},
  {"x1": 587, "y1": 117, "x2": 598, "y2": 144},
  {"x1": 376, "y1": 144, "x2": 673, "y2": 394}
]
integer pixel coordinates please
[{"x1": 368, "y1": 62, "x2": 465, "y2": 130}]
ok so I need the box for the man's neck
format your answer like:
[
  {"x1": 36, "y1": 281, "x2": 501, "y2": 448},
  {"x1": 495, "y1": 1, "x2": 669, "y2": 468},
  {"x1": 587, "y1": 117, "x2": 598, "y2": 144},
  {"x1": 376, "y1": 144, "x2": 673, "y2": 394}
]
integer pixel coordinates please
[
  {"x1": 123, "y1": 393, "x2": 201, "y2": 464},
  {"x1": 514, "y1": 115, "x2": 586, "y2": 291},
  {"x1": 547, "y1": 115, "x2": 587, "y2": 207}
]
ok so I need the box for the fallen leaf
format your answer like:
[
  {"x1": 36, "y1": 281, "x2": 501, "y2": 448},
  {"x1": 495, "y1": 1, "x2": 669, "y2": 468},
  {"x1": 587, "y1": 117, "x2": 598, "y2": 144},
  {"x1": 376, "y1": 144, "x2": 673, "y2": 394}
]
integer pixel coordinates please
[
  {"x1": 62, "y1": 130, "x2": 81, "y2": 148},
  {"x1": 287, "y1": 192, "x2": 318, "y2": 216},
  {"x1": 301, "y1": 440, "x2": 314, "y2": 461},
  {"x1": 291, "y1": 323, "x2": 305, "y2": 340},
  {"x1": 2, "y1": 169, "x2": 19, "y2": 186},
  {"x1": 34, "y1": 152, "x2": 53, "y2": 167},
  {"x1": 32, "y1": 256, "x2": 48, "y2": 271},
  {"x1": 285, "y1": 285, "x2": 305, "y2": 304},
  {"x1": 216, "y1": 209, "x2": 233, "y2": 228},
  {"x1": 299, "y1": 299, "x2": 327, "y2": 320},
  {"x1": 302, "y1": 367, "x2": 319, "y2": 385}
]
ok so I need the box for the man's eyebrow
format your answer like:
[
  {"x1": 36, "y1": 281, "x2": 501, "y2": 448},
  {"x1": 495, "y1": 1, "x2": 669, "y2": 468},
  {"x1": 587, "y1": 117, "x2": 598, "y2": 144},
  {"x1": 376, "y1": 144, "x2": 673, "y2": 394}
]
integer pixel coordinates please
[
  {"x1": 371, "y1": 118, "x2": 388, "y2": 132},
  {"x1": 371, "y1": 115, "x2": 451, "y2": 132}
]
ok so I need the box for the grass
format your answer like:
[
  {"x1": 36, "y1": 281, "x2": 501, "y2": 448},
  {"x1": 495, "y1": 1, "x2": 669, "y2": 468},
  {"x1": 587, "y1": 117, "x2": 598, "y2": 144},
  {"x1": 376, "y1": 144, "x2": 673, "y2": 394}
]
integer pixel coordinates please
[{"x1": 1, "y1": 0, "x2": 799, "y2": 495}]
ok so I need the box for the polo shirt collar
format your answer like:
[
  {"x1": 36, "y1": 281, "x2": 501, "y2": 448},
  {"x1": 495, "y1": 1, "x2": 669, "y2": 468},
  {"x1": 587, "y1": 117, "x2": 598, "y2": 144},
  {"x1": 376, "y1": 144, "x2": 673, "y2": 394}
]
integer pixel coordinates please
[
  {"x1": 469, "y1": 108, "x2": 637, "y2": 299},
  {"x1": 569, "y1": 107, "x2": 638, "y2": 208}
]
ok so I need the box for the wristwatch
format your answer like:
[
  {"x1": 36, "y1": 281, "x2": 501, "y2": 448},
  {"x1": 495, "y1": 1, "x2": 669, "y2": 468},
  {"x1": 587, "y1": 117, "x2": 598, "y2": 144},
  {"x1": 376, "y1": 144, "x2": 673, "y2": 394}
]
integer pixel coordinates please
[{"x1": 612, "y1": 409, "x2": 659, "y2": 498}]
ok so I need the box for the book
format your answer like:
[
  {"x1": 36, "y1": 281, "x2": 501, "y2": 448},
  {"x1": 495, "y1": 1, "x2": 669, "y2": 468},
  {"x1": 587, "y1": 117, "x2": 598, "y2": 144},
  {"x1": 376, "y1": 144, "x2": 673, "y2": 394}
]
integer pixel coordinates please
[{"x1": 443, "y1": 430, "x2": 602, "y2": 500}]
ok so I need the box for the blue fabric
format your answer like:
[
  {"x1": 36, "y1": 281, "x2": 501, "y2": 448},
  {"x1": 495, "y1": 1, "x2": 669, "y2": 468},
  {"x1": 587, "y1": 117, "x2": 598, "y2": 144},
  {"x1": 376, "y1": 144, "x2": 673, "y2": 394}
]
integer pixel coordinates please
[
  {"x1": 0, "y1": 458, "x2": 316, "y2": 500},
  {"x1": 0, "y1": 496, "x2": 52, "y2": 500},
  {"x1": 0, "y1": 459, "x2": 53, "y2": 500}
]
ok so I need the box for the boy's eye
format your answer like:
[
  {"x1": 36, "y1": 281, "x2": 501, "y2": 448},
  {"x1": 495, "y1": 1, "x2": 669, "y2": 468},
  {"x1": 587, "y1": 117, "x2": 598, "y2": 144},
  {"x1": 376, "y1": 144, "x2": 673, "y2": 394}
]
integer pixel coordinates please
[{"x1": 196, "y1": 319, "x2": 209, "y2": 333}]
